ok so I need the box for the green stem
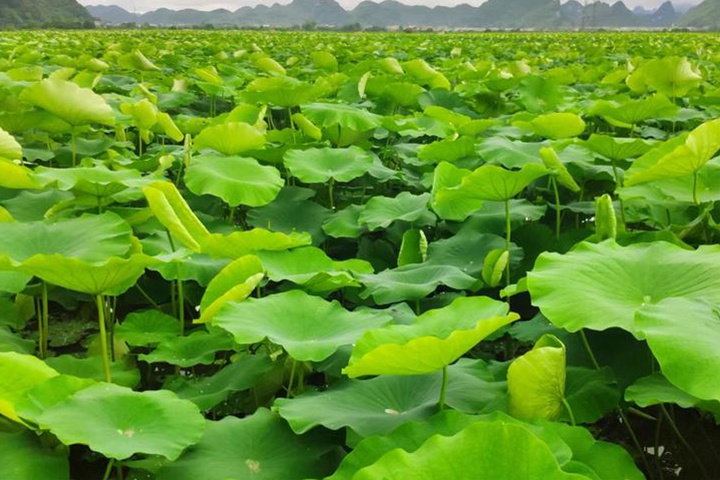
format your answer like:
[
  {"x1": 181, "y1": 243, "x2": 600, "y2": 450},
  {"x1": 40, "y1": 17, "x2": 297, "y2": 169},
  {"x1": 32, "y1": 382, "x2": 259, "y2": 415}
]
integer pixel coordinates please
[
  {"x1": 41, "y1": 282, "x2": 49, "y2": 359},
  {"x1": 660, "y1": 404, "x2": 709, "y2": 480},
  {"x1": 438, "y1": 366, "x2": 448, "y2": 410},
  {"x1": 116, "y1": 464, "x2": 124, "y2": 480},
  {"x1": 229, "y1": 205, "x2": 237, "y2": 225},
  {"x1": 504, "y1": 199, "x2": 511, "y2": 286},
  {"x1": 177, "y1": 276, "x2": 185, "y2": 337},
  {"x1": 328, "y1": 178, "x2": 336, "y2": 211},
  {"x1": 102, "y1": 459, "x2": 115, "y2": 480},
  {"x1": 135, "y1": 284, "x2": 161, "y2": 310},
  {"x1": 610, "y1": 159, "x2": 627, "y2": 226},
  {"x1": 96, "y1": 295, "x2": 112, "y2": 383},
  {"x1": 551, "y1": 177, "x2": 561, "y2": 240},
  {"x1": 36, "y1": 297, "x2": 44, "y2": 359},
  {"x1": 654, "y1": 406, "x2": 665, "y2": 480},
  {"x1": 579, "y1": 330, "x2": 601, "y2": 370},
  {"x1": 562, "y1": 397, "x2": 576, "y2": 426},
  {"x1": 693, "y1": 170, "x2": 700, "y2": 205},
  {"x1": 287, "y1": 359, "x2": 297, "y2": 398},
  {"x1": 71, "y1": 128, "x2": 77, "y2": 167}
]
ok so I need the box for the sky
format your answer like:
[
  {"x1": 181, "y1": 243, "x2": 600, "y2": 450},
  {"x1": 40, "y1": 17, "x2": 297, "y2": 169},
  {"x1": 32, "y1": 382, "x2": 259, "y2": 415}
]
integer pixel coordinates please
[{"x1": 79, "y1": 0, "x2": 703, "y2": 14}]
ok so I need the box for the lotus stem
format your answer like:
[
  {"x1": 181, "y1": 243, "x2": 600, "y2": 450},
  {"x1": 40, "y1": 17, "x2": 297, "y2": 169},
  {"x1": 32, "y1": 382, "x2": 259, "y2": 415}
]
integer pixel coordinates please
[
  {"x1": 102, "y1": 458, "x2": 115, "y2": 480},
  {"x1": 177, "y1": 276, "x2": 185, "y2": 337},
  {"x1": 661, "y1": 404, "x2": 709, "y2": 480},
  {"x1": 71, "y1": 128, "x2": 77, "y2": 167},
  {"x1": 504, "y1": 199, "x2": 511, "y2": 286},
  {"x1": 287, "y1": 358, "x2": 298, "y2": 398},
  {"x1": 438, "y1": 366, "x2": 448, "y2": 410},
  {"x1": 328, "y1": 178, "x2": 336, "y2": 211},
  {"x1": 610, "y1": 159, "x2": 627, "y2": 227},
  {"x1": 96, "y1": 295, "x2": 112, "y2": 383},
  {"x1": 562, "y1": 397, "x2": 576, "y2": 426},
  {"x1": 693, "y1": 171, "x2": 700, "y2": 205},
  {"x1": 42, "y1": 282, "x2": 49, "y2": 358},
  {"x1": 551, "y1": 177, "x2": 561, "y2": 240}
]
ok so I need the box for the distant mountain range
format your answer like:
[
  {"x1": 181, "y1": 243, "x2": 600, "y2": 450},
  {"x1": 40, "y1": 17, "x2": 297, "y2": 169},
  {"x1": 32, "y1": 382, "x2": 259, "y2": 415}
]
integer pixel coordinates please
[
  {"x1": 0, "y1": 0, "x2": 92, "y2": 27},
  {"x1": 85, "y1": 0, "x2": 692, "y2": 29}
]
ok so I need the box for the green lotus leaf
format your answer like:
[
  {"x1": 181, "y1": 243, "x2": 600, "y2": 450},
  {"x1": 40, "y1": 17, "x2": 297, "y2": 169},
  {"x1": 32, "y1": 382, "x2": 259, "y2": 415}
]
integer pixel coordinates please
[
  {"x1": 194, "y1": 122, "x2": 266, "y2": 156},
  {"x1": 302, "y1": 102, "x2": 381, "y2": 132},
  {"x1": 482, "y1": 248, "x2": 508, "y2": 287},
  {"x1": 397, "y1": 228, "x2": 426, "y2": 267},
  {"x1": 0, "y1": 159, "x2": 39, "y2": 190},
  {"x1": 403, "y1": 59, "x2": 451, "y2": 89},
  {"x1": 0, "y1": 212, "x2": 133, "y2": 263},
  {"x1": 322, "y1": 205, "x2": 366, "y2": 238},
  {"x1": 426, "y1": 230, "x2": 521, "y2": 278},
  {"x1": 20, "y1": 78, "x2": 115, "y2": 127},
  {"x1": 541, "y1": 421, "x2": 645, "y2": 480},
  {"x1": 37, "y1": 382, "x2": 205, "y2": 460},
  {"x1": 200, "y1": 228, "x2": 311, "y2": 259},
  {"x1": 478, "y1": 137, "x2": 543, "y2": 169},
  {"x1": 118, "y1": 50, "x2": 160, "y2": 72},
  {"x1": 443, "y1": 163, "x2": 548, "y2": 204},
  {"x1": 311, "y1": 50, "x2": 338, "y2": 71},
  {"x1": 540, "y1": 147, "x2": 580, "y2": 192},
  {"x1": 33, "y1": 165, "x2": 143, "y2": 198},
  {"x1": 138, "y1": 329, "x2": 235, "y2": 368},
  {"x1": 418, "y1": 136, "x2": 476, "y2": 164},
  {"x1": 508, "y1": 334, "x2": 566, "y2": 422},
  {"x1": 121, "y1": 98, "x2": 157, "y2": 131},
  {"x1": 430, "y1": 161, "x2": 481, "y2": 220},
  {"x1": 185, "y1": 154, "x2": 283, "y2": 208},
  {"x1": 531, "y1": 113, "x2": 586, "y2": 139},
  {"x1": 255, "y1": 56, "x2": 286, "y2": 75},
  {"x1": 0, "y1": 127, "x2": 22, "y2": 161},
  {"x1": 528, "y1": 241, "x2": 720, "y2": 337},
  {"x1": 589, "y1": 95, "x2": 679, "y2": 127},
  {"x1": 212, "y1": 290, "x2": 391, "y2": 362},
  {"x1": 352, "y1": 419, "x2": 584, "y2": 480},
  {"x1": 0, "y1": 430, "x2": 69, "y2": 480},
  {"x1": 0, "y1": 326, "x2": 34, "y2": 354},
  {"x1": 166, "y1": 354, "x2": 274, "y2": 410},
  {"x1": 284, "y1": 146, "x2": 375, "y2": 183},
  {"x1": 15, "y1": 375, "x2": 96, "y2": 425},
  {"x1": 198, "y1": 255, "x2": 264, "y2": 324},
  {"x1": 359, "y1": 192, "x2": 435, "y2": 231},
  {"x1": 241, "y1": 77, "x2": 326, "y2": 108},
  {"x1": 116, "y1": 310, "x2": 181, "y2": 346},
  {"x1": 625, "y1": 373, "x2": 720, "y2": 419},
  {"x1": 291, "y1": 112, "x2": 322, "y2": 140},
  {"x1": 44, "y1": 355, "x2": 139, "y2": 388},
  {"x1": 144, "y1": 181, "x2": 211, "y2": 253},
  {"x1": 0, "y1": 352, "x2": 58, "y2": 423},
  {"x1": 359, "y1": 264, "x2": 478, "y2": 305},
  {"x1": 634, "y1": 298, "x2": 720, "y2": 402},
  {"x1": 561, "y1": 367, "x2": 620, "y2": 424},
  {"x1": 155, "y1": 111, "x2": 184, "y2": 142},
  {"x1": 583, "y1": 134, "x2": 655, "y2": 161},
  {"x1": 275, "y1": 374, "x2": 444, "y2": 437},
  {"x1": 625, "y1": 118, "x2": 720, "y2": 186},
  {"x1": 344, "y1": 296, "x2": 517, "y2": 377},
  {"x1": 155, "y1": 409, "x2": 336, "y2": 480},
  {"x1": 327, "y1": 410, "x2": 480, "y2": 479},
  {"x1": 627, "y1": 56, "x2": 702, "y2": 97}
]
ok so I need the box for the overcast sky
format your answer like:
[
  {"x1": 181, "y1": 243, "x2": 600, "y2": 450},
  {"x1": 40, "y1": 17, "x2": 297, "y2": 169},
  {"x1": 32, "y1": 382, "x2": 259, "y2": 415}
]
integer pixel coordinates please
[{"x1": 80, "y1": 0, "x2": 702, "y2": 13}]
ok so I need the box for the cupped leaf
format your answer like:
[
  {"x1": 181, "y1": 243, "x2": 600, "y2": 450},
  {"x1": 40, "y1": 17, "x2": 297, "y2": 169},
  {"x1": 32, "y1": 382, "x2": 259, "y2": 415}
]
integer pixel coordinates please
[
  {"x1": 198, "y1": 255, "x2": 264, "y2": 324},
  {"x1": 283, "y1": 146, "x2": 375, "y2": 183},
  {"x1": 15, "y1": 375, "x2": 96, "y2": 425},
  {"x1": 200, "y1": 229, "x2": 311, "y2": 259},
  {"x1": 344, "y1": 296, "x2": 517, "y2": 377},
  {"x1": 531, "y1": 113, "x2": 585, "y2": 139},
  {"x1": 155, "y1": 409, "x2": 336, "y2": 480},
  {"x1": 508, "y1": 334, "x2": 566, "y2": 421},
  {"x1": 21, "y1": 78, "x2": 115, "y2": 126},
  {"x1": 302, "y1": 102, "x2": 381, "y2": 132},
  {"x1": 0, "y1": 352, "x2": 58, "y2": 423},
  {"x1": 212, "y1": 290, "x2": 391, "y2": 362},
  {"x1": 33, "y1": 166, "x2": 142, "y2": 198},
  {"x1": 528, "y1": 241, "x2": 720, "y2": 337},
  {"x1": 0, "y1": 159, "x2": 39, "y2": 190},
  {"x1": 194, "y1": 122, "x2": 266, "y2": 156},
  {"x1": 0, "y1": 127, "x2": 22, "y2": 161},
  {"x1": 583, "y1": 134, "x2": 655, "y2": 161},
  {"x1": 185, "y1": 154, "x2": 283, "y2": 208},
  {"x1": 143, "y1": 181, "x2": 210, "y2": 252},
  {"x1": 634, "y1": 298, "x2": 720, "y2": 402}
]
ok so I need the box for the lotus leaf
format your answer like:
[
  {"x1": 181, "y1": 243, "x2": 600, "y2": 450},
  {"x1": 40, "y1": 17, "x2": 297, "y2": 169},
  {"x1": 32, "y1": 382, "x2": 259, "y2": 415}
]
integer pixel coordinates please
[
  {"x1": 194, "y1": 122, "x2": 266, "y2": 156},
  {"x1": 116, "y1": 310, "x2": 181, "y2": 346},
  {"x1": 0, "y1": 352, "x2": 58, "y2": 423},
  {"x1": 185, "y1": 154, "x2": 283, "y2": 207},
  {"x1": 198, "y1": 255, "x2": 264, "y2": 324},
  {"x1": 344, "y1": 296, "x2": 517, "y2": 377},
  {"x1": 138, "y1": 329, "x2": 235, "y2": 368},
  {"x1": 37, "y1": 382, "x2": 205, "y2": 460},
  {"x1": 155, "y1": 409, "x2": 336, "y2": 480},
  {"x1": 212, "y1": 290, "x2": 391, "y2": 362},
  {"x1": 0, "y1": 430, "x2": 69, "y2": 480},
  {"x1": 359, "y1": 192, "x2": 435, "y2": 231},
  {"x1": 20, "y1": 78, "x2": 115, "y2": 126},
  {"x1": 284, "y1": 146, "x2": 375, "y2": 183},
  {"x1": 528, "y1": 241, "x2": 720, "y2": 337}
]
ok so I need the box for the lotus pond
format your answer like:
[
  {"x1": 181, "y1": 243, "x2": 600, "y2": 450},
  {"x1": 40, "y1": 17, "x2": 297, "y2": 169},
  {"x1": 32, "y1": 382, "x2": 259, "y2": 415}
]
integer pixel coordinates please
[{"x1": 1, "y1": 30, "x2": 720, "y2": 479}]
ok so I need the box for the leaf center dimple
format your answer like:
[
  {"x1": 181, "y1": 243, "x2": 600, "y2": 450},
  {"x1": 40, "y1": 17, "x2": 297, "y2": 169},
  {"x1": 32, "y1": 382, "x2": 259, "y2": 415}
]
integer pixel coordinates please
[
  {"x1": 117, "y1": 428, "x2": 135, "y2": 438},
  {"x1": 384, "y1": 408, "x2": 401, "y2": 415},
  {"x1": 246, "y1": 459, "x2": 261, "y2": 474}
]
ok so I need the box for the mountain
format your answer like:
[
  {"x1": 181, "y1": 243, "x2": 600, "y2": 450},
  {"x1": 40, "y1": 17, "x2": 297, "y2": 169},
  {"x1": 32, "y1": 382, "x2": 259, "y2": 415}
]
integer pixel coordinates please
[
  {"x1": 85, "y1": 0, "x2": 687, "y2": 30},
  {"x1": 680, "y1": 0, "x2": 720, "y2": 28},
  {"x1": 0, "y1": 0, "x2": 93, "y2": 26}
]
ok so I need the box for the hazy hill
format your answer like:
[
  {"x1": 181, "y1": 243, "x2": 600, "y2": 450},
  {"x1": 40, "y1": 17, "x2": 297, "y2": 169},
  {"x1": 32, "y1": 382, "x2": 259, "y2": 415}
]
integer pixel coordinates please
[
  {"x1": 680, "y1": 0, "x2": 720, "y2": 28},
  {"x1": 0, "y1": 0, "x2": 92, "y2": 26}
]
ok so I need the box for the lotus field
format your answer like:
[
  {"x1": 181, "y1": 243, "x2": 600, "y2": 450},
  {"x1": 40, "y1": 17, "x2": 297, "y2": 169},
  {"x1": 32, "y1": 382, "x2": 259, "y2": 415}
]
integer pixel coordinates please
[{"x1": 1, "y1": 29, "x2": 720, "y2": 479}]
